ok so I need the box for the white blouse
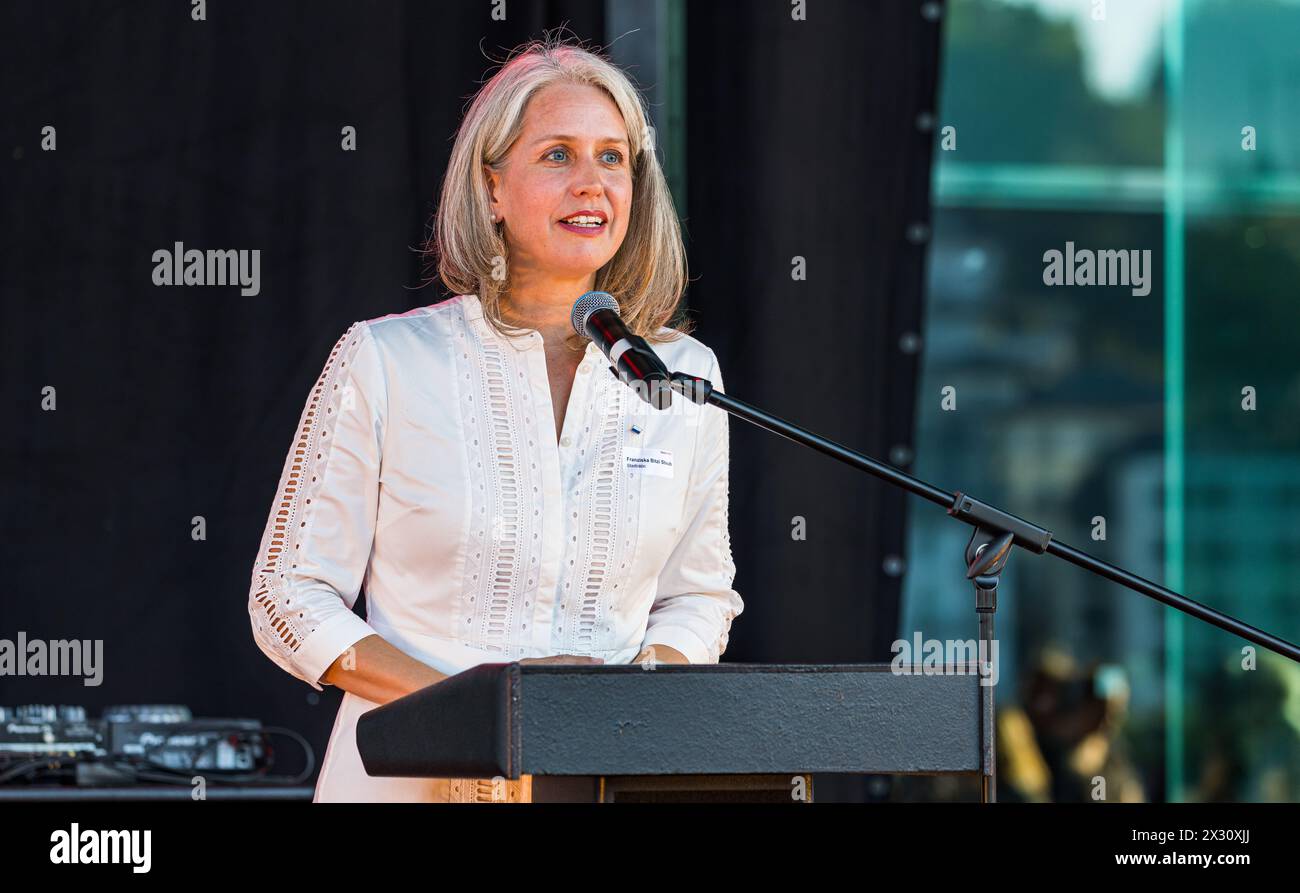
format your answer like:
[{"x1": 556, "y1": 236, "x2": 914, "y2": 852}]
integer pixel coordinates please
[{"x1": 247, "y1": 293, "x2": 742, "y2": 801}]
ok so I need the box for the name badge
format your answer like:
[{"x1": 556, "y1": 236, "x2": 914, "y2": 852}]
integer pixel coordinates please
[{"x1": 625, "y1": 448, "x2": 674, "y2": 479}]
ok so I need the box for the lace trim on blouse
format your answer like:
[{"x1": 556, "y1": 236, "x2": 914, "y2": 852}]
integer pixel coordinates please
[{"x1": 250, "y1": 322, "x2": 368, "y2": 659}]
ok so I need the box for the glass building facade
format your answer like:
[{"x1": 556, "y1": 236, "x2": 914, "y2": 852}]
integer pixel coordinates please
[{"x1": 902, "y1": 0, "x2": 1300, "y2": 801}]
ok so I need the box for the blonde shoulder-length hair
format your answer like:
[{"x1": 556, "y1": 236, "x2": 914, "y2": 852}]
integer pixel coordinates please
[{"x1": 430, "y1": 36, "x2": 693, "y2": 350}]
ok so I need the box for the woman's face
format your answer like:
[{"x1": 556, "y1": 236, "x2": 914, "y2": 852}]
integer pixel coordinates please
[{"x1": 485, "y1": 82, "x2": 633, "y2": 286}]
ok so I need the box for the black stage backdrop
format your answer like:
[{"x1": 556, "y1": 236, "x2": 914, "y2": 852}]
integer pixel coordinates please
[{"x1": 1, "y1": 1, "x2": 940, "y2": 796}]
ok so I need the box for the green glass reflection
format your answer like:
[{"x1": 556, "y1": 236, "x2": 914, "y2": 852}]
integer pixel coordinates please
[{"x1": 909, "y1": 0, "x2": 1300, "y2": 802}]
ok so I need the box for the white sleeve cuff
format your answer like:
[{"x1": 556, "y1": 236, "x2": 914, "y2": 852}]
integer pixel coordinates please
[
  {"x1": 292, "y1": 611, "x2": 379, "y2": 691},
  {"x1": 640, "y1": 624, "x2": 714, "y2": 665}
]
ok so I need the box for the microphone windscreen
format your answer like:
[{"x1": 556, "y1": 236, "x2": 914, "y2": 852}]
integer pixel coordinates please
[{"x1": 570, "y1": 290, "x2": 619, "y2": 338}]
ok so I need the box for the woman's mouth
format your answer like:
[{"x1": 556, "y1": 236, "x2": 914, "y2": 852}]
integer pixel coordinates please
[{"x1": 557, "y1": 212, "x2": 608, "y2": 236}]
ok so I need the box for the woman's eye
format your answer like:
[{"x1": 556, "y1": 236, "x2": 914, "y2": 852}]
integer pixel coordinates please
[{"x1": 543, "y1": 147, "x2": 622, "y2": 165}]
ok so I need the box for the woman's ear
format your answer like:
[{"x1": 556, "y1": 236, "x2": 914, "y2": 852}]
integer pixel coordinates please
[{"x1": 482, "y1": 164, "x2": 503, "y2": 222}]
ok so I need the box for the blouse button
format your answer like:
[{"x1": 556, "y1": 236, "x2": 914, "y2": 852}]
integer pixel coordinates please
[
  {"x1": 560, "y1": 436, "x2": 571, "y2": 447},
  {"x1": 578, "y1": 364, "x2": 591, "y2": 374}
]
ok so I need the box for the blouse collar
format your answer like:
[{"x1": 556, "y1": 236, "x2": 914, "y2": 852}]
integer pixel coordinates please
[{"x1": 462, "y1": 294, "x2": 601, "y2": 359}]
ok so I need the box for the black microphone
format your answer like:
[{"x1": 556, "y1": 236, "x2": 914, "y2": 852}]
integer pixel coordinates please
[{"x1": 571, "y1": 291, "x2": 674, "y2": 409}]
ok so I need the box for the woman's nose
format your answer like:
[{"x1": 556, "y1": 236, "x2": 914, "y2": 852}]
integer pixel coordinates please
[{"x1": 570, "y1": 158, "x2": 605, "y2": 197}]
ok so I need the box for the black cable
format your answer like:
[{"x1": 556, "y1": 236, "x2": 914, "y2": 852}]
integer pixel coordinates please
[
  {"x1": 0, "y1": 724, "x2": 317, "y2": 787},
  {"x1": 135, "y1": 724, "x2": 316, "y2": 785},
  {"x1": 0, "y1": 759, "x2": 53, "y2": 784}
]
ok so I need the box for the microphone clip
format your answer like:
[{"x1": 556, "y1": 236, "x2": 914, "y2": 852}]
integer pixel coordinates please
[{"x1": 606, "y1": 365, "x2": 713, "y2": 406}]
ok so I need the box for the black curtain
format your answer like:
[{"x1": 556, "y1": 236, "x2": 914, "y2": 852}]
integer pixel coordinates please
[
  {"x1": 0, "y1": 0, "x2": 604, "y2": 773},
  {"x1": 685, "y1": 1, "x2": 941, "y2": 664}
]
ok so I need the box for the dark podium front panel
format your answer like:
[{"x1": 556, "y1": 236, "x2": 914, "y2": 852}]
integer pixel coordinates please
[{"x1": 356, "y1": 663, "x2": 983, "y2": 782}]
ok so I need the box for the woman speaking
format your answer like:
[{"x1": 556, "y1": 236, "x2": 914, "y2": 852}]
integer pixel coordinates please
[{"x1": 247, "y1": 37, "x2": 742, "y2": 802}]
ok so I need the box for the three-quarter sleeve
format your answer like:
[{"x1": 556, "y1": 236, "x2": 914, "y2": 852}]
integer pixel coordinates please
[
  {"x1": 639, "y1": 349, "x2": 744, "y2": 663},
  {"x1": 248, "y1": 321, "x2": 386, "y2": 691}
]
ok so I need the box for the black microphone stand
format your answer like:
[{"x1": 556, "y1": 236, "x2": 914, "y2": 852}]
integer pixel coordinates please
[{"x1": 653, "y1": 367, "x2": 1300, "y2": 804}]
